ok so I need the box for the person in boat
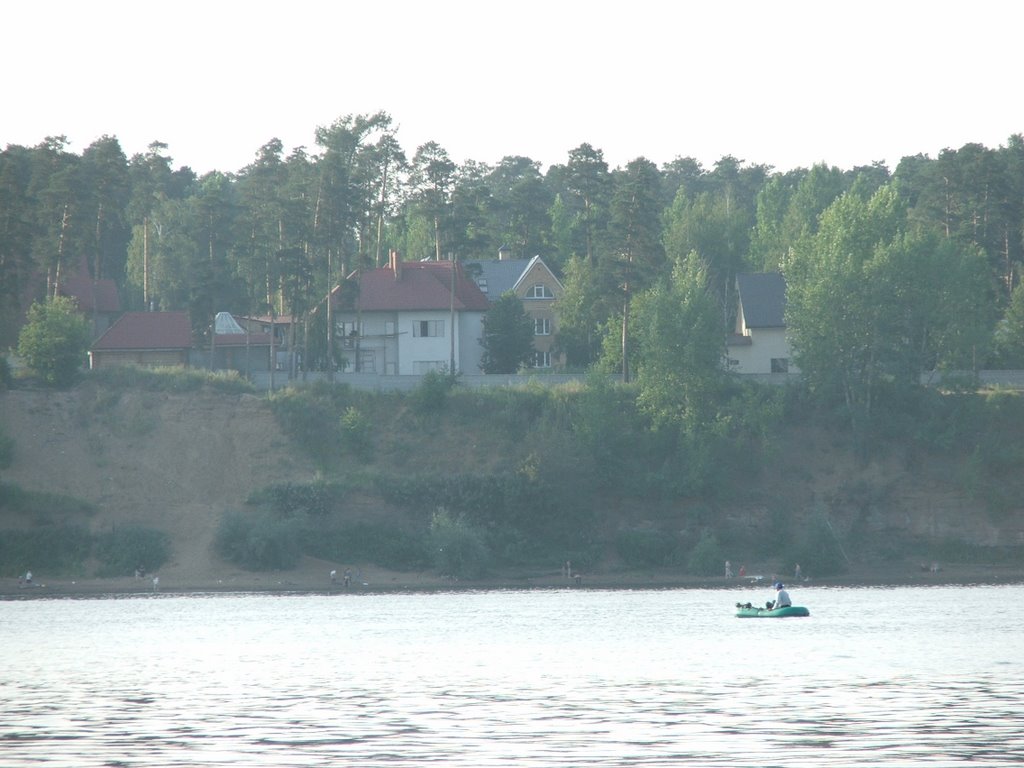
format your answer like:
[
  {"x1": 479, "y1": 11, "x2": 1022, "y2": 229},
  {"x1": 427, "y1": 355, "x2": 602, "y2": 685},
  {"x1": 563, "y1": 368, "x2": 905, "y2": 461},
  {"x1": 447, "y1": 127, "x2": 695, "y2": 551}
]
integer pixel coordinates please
[{"x1": 772, "y1": 582, "x2": 792, "y2": 609}]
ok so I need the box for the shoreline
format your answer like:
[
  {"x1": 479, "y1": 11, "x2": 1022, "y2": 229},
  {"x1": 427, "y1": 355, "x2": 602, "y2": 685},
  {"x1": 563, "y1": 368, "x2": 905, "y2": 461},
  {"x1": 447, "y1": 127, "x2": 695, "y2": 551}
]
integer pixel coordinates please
[{"x1": 4, "y1": 561, "x2": 1024, "y2": 598}]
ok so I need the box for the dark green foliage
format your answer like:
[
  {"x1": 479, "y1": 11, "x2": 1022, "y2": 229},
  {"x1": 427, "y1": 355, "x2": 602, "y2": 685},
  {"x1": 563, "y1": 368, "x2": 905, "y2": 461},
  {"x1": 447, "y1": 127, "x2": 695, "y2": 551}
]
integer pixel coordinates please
[
  {"x1": 429, "y1": 508, "x2": 491, "y2": 579},
  {"x1": 615, "y1": 528, "x2": 682, "y2": 567},
  {"x1": 480, "y1": 292, "x2": 535, "y2": 373},
  {"x1": 572, "y1": 375, "x2": 648, "y2": 491},
  {"x1": 409, "y1": 369, "x2": 457, "y2": 414},
  {"x1": 268, "y1": 384, "x2": 349, "y2": 465},
  {"x1": 93, "y1": 525, "x2": 170, "y2": 577},
  {"x1": 303, "y1": 522, "x2": 430, "y2": 570},
  {"x1": 687, "y1": 530, "x2": 724, "y2": 576},
  {"x1": 0, "y1": 524, "x2": 92, "y2": 577},
  {"x1": 0, "y1": 425, "x2": 13, "y2": 469},
  {"x1": 0, "y1": 356, "x2": 11, "y2": 389},
  {"x1": 214, "y1": 511, "x2": 302, "y2": 571},
  {"x1": 0, "y1": 482, "x2": 97, "y2": 517},
  {"x1": 87, "y1": 366, "x2": 255, "y2": 394},
  {"x1": 373, "y1": 467, "x2": 597, "y2": 566},
  {"x1": 17, "y1": 297, "x2": 91, "y2": 387},
  {"x1": 788, "y1": 515, "x2": 848, "y2": 577},
  {"x1": 340, "y1": 406, "x2": 373, "y2": 460},
  {"x1": 248, "y1": 480, "x2": 345, "y2": 518}
]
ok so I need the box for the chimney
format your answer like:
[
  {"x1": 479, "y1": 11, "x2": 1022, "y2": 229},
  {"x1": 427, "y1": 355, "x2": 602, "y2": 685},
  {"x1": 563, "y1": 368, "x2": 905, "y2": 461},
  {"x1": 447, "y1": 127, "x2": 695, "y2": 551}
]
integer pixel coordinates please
[
  {"x1": 389, "y1": 249, "x2": 402, "y2": 280},
  {"x1": 498, "y1": 244, "x2": 510, "y2": 261}
]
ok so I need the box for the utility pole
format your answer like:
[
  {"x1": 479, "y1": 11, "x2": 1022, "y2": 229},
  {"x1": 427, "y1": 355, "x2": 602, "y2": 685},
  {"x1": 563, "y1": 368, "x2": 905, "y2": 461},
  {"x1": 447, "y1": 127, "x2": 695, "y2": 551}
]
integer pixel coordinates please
[{"x1": 449, "y1": 253, "x2": 456, "y2": 374}]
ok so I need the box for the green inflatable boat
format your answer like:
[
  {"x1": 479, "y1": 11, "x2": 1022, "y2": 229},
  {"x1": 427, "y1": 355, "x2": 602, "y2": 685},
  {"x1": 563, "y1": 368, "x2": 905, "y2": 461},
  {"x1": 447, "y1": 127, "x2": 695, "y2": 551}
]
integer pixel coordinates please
[{"x1": 735, "y1": 602, "x2": 810, "y2": 618}]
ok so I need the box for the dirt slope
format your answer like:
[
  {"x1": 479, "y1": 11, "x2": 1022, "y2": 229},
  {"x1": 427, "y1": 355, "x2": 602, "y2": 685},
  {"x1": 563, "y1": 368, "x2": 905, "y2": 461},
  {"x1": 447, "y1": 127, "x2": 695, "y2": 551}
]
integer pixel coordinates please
[
  {"x1": 0, "y1": 386, "x2": 319, "y2": 586},
  {"x1": 2, "y1": 386, "x2": 1022, "y2": 591}
]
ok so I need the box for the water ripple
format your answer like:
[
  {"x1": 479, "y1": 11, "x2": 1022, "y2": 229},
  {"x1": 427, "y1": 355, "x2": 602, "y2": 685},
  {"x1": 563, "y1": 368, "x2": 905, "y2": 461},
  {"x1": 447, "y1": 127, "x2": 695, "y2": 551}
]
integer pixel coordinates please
[{"x1": 2, "y1": 586, "x2": 1023, "y2": 766}]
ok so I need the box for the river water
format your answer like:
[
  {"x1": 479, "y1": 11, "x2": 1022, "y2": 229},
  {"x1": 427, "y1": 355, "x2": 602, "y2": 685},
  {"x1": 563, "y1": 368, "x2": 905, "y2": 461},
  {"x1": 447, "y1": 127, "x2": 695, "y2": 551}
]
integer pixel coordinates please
[{"x1": 1, "y1": 585, "x2": 1022, "y2": 767}]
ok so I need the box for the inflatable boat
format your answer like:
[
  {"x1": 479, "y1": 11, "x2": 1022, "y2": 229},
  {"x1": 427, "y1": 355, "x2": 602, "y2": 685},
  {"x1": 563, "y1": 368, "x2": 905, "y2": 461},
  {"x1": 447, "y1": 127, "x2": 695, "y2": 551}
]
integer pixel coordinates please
[{"x1": 735, "y1": 603, "x2": 810, "y2": 618}]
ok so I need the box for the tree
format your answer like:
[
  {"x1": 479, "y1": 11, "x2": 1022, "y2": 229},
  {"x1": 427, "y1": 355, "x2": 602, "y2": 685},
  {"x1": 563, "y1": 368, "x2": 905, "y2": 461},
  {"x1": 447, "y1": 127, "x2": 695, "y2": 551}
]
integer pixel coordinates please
[
  {"x1": 0, "y1": 145, "x2": 37, "y2": 347},
  {"x1": 633, "y1": 251, "x2": 726, "y2": 432},
  {"x1": 546, "y1": 144, "x2": 611, "y2": 267},
  {"x1": 17, "y1": 296, "x2": 91, "y2": 386},
  {"x1": 784, "y1": 184, "x2": 991, "y2": 444},
  {"x1": 993, "y1": 281, "x2": 1024, "y2": 367},
  {"x1": 79, "y1": 135, "x2": 131, "y2": 283},
  {"x1": 408, "y1": 141, "x2": 456, "y2": 261},
  {"x1": 602, "y1": 158, "x2": 665, "y2": 381},
  {"x1": 480, "y1": 292, "x2": 535, "y2": 373}
]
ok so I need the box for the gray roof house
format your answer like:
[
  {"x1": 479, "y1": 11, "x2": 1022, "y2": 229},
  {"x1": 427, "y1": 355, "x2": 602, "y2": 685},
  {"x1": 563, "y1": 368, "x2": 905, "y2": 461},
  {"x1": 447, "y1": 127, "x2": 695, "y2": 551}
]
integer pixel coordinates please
[
  {"x1": 464, "y1": 251, "x2": 565, "y2": 370},
  {"x1": 727, "y1": 272, "x2": 798, "y2": 375}
]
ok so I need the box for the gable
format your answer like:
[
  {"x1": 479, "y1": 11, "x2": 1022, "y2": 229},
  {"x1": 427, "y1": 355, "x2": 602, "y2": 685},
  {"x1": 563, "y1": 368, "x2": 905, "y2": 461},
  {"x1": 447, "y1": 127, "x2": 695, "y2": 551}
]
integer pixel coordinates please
[
  {"x1": 512, "y1": 256, "x2": 563, "y2": 296},
  {"x1": 464, "y1": 256, "x2": 563, "y2": 302}
]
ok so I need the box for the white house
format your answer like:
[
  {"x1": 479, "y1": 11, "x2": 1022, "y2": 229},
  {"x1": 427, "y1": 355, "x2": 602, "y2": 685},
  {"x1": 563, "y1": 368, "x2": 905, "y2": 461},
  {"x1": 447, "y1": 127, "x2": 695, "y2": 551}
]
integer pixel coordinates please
[
  {"x1": 727, "y1": 272, "x2": 798, "y2": 375},
  {"x1": 329, "y1": 251, "x2": 491, "y2": 375}
]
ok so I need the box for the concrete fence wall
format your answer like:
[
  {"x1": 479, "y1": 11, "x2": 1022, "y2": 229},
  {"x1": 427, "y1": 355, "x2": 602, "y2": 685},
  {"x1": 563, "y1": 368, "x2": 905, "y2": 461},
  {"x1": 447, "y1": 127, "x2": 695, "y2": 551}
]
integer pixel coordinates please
[
  {"x1": 251, "y1": 371, "x2": 597, "y2": 392},
  {"x1": 249, "y1": 369, "x2": 1024, "y2": 394}
]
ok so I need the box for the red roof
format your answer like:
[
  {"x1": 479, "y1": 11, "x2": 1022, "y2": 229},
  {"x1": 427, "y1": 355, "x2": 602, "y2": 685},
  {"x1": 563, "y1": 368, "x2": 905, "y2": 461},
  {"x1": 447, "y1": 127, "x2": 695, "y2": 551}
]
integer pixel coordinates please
[
  {"x1": 331, "y1": 260, "x2": 490, "y2": 313},
  {"x1": 59, "y1": 273, "x2": 121, "y2": 314},
  {"x1": 91, "y1": 312, "x2": 193, "y2": 351}
]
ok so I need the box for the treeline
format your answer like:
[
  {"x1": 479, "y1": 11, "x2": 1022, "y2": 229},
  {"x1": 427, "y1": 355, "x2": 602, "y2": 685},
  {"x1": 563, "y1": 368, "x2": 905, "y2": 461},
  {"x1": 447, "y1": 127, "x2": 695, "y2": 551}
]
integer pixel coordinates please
[{"x1": 2, "y1": 112, "x2": 1024, "y2": 376}]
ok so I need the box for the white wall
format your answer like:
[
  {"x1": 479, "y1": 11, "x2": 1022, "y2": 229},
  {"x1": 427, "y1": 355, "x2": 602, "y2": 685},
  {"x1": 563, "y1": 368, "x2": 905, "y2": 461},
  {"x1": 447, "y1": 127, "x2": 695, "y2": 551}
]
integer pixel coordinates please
[{"x1": 727, "y1": 328, "x2": 798, "y2": 374}]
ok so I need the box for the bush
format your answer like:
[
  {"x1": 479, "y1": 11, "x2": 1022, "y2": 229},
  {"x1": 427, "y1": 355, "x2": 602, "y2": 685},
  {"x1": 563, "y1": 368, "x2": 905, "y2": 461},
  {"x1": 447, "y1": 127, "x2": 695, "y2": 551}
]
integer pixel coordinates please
[
  {"x1": 429, "y1": 507, "x2": 490, "y2": 579},
  {"x1": 0, "y1": 425, "x2": 13, "y2": 470},
  {"x1": 687, "y1": 531, "x2": 724, "y2": 576},
  {"x1": 790, "y1": 515, "x2": 848, "y2": 577},
  {"x1": 409, "y1": 369, "x2": 456, "y2": 415},
  {"x1": 16, "y1": 297, "x2": 91, "y2": 387},
  {"x1": 249, "y1": 480, "x2": 342, "y2": 518},
  {"x1": 87, "y1": 365, "x2": 255, "y2": 394},
  {"x1": 340, "y1": 406, "x2": 373, "y2": 460},
  {"x1": 214, "y1": 511, "x2": 302, "y2": 571},
  {"x1": 268, "y1": 386, "x2": 345, "y2": 466},
  {"x1": 93, "y1": 525, "x2": 171, "y2": 577},
  {"x1": 0, "y1": 524, "x2": 92, "y2": 577},
  {"x1": 615, "y1": 529, "x2": 679, "y2": 567},
  {"x1": 302, "y1": 521, "x2": 430, "y2": 570},
  {"x1": 0, "y1": 482, "x2": 97, "y2": 517}
]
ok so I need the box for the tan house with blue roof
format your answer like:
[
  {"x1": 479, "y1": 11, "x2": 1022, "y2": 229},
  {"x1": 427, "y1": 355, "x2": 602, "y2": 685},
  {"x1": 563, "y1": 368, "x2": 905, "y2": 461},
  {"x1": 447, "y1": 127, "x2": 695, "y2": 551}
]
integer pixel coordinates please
[{"x1": 464, "y1": 248, "x2": 564, "y2": 370}]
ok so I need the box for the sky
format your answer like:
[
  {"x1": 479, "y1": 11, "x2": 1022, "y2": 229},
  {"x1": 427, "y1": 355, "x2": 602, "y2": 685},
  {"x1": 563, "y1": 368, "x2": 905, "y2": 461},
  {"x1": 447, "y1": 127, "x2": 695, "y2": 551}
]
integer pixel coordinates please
[{"x1": 5, "y1": 0, "x2": 1023, "y2": 176}]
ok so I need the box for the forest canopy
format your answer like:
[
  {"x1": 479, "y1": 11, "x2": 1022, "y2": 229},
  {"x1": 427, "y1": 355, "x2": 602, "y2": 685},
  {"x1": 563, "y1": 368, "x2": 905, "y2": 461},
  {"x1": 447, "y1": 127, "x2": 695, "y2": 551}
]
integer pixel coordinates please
[{"x1": 2, "y1": 112, "x2": 1023, "y2": 386}]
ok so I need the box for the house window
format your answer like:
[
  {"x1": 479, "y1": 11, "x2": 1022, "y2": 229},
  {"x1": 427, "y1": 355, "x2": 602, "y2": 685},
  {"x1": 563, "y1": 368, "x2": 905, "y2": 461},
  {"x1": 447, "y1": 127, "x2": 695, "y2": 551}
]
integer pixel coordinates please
[
  {"x1": 338, "y1": 321, "x2": 360, "y2": 347},
  {"x1": 413, "y1": 320, "x2": 444, "y2": 337},
  {"x1": 385, "y1": 321, "x2": 396, "y2": 336},
  {"x1": 477, "y1": 278, "x2": 488, "y2": 294},
  {"x1": 771, "y1": 358, "x2": 789, "y2": 373},
  {"x1": 533, "y1": 351, "x2": 552, "y2": 368},
  {"x1": 534, "y1": 317, "x2": 551, "y2": 336},
  {"x1": 527, "y1": 283, "x2": 554, "y2": 299}
]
